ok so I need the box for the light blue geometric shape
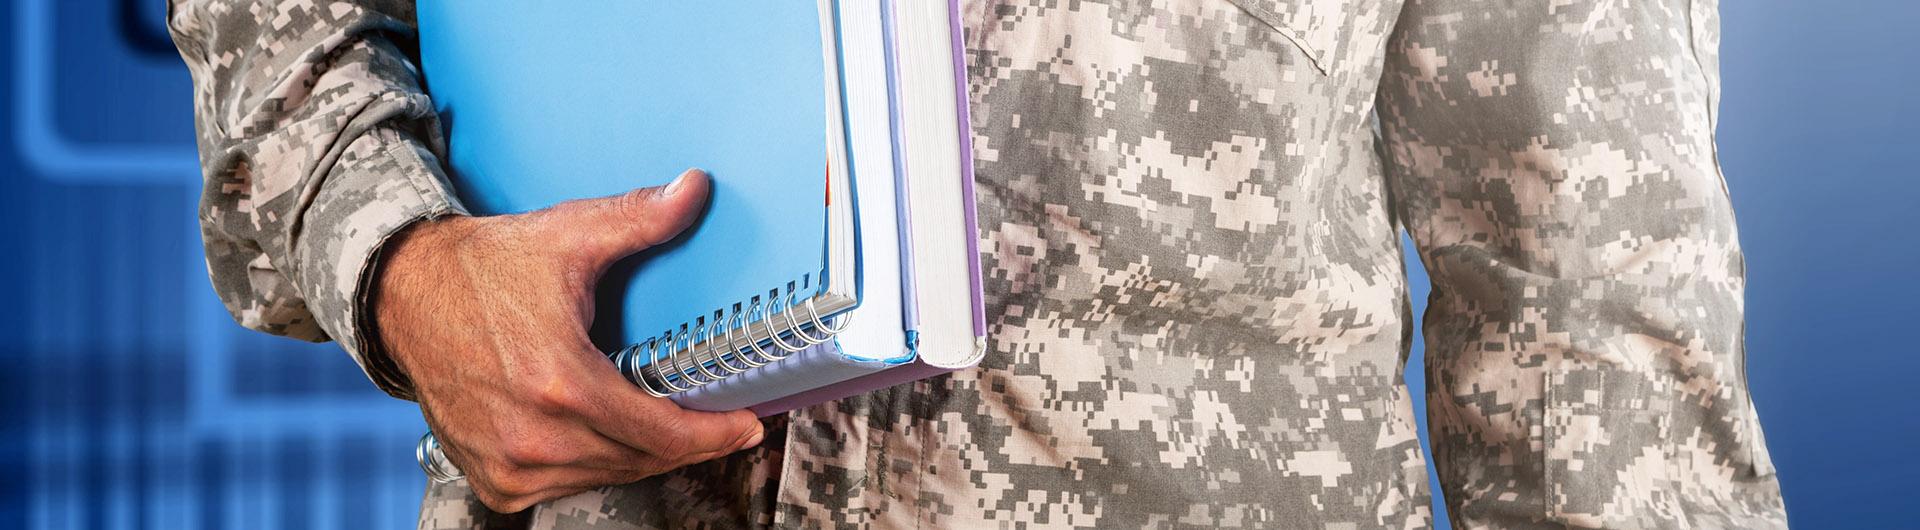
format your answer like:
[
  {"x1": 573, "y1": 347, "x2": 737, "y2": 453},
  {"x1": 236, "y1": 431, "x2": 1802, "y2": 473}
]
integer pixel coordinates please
[{"x1": 12, "y1": 0, "x2": 200, "y2": 184}]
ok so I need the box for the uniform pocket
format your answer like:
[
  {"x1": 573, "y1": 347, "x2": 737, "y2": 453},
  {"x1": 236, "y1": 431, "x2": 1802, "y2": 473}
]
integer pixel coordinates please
[
  {"x1": 1220, "y1": 0, "x2": 1351, "y2": 75},
  {"x1": 1543, "y1": 406, "x2": 1681, "y2": 526},
  {"x1": 1541, "y1": 370, "x2": 1685, "y2": 526}
]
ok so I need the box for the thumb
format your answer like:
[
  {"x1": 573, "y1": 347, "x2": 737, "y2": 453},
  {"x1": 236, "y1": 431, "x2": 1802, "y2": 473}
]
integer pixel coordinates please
[
  {"x1": 543, "y1": 168, "x2": 712, "y2": 268},
  {"x1": 666, "y1": 408, "x2": 766, "y2": 464}
]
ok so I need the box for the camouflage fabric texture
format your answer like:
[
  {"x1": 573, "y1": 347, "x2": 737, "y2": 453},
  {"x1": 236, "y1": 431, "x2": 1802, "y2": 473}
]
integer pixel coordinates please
[
  {"x1": 168, "y1": 0, "x2": 464, "y2": 399},
  {"x1": 172, "y1": 0, "x2": 1786, "y2": 528}
]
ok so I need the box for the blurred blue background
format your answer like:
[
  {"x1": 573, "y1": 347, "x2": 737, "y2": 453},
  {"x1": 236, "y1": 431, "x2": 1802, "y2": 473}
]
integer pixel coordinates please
[
  {"x1": 0, "y1": 0, "x2": 1912, "y2": 528},
  {"x1": 2, "y1": 1, "x2": 431, "y2": 529}
]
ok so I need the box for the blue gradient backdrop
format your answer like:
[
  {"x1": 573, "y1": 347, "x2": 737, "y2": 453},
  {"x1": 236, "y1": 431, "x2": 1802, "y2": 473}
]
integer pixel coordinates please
[{"x1": 1, "y1": 1, "x2": 1912, "y2": 528}]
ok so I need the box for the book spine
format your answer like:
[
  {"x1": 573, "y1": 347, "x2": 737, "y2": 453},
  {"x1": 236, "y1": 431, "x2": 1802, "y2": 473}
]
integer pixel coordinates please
[
  {"x1": 947, "y1": 0, "x2": 988, "y2": 337},
  {"x1": 879, "y1": 0, "x2": 923, "y2": 335}
]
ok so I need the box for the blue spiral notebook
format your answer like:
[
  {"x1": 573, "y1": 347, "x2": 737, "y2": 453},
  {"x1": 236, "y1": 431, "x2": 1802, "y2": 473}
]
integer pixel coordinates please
[
  {"x1": 417, "y1": 0, "x2": 856, "y2": 351},
  {"x1": 416, "y1": 0, "x2": 916, "y2": 405},
  {"x1": 411, "y1": 0, "x2": 988, "y2": 480}
]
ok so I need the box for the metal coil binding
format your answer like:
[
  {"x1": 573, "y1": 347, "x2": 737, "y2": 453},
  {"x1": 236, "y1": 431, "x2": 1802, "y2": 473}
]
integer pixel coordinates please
[
  {"x1": 417, "y1": 432, "x2": 463, "y2": 484},
  {"x1": 621, "y1": 280, "x2": 846, "y2": 396},
  {"x1": 417, "y1": 279, "x2": 846, "y2": 483}
]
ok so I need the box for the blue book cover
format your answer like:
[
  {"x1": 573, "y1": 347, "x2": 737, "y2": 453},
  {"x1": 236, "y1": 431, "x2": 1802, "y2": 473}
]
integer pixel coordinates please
[{"x1": 416, "y1": 2, "x2": 835, "y2": 349}]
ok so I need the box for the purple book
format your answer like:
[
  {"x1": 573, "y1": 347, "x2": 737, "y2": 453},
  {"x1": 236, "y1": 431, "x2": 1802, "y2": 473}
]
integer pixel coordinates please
[{"x1": 745, "y1": 0, "x2": 985, "y2": 415}]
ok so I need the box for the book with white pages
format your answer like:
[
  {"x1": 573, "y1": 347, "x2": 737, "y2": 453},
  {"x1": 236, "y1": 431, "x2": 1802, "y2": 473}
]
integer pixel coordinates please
[
  {"x1": 672, "y1": 0, "x2": 988, "y2": 415},
  {"x1": 736, "y1": 0, "x2": 987, "y2": 415},
  {"x1": 408, "y1": 0, "x2": 984, "y2": 481}
]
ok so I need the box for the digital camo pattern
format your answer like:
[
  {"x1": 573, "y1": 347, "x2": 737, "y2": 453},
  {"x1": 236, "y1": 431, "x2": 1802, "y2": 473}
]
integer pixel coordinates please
[
  {"x1": 171, "y1": 0, "x2": 1785, "y2": 528},
  {"x1": 170, "y1": 0, "x2": 465, "y2": 399},
  {"x1": 1377, "y1": 0, "x2": 1784, "y2": 527}
]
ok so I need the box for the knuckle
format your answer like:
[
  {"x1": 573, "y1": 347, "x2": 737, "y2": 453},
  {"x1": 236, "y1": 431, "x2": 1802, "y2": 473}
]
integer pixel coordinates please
[
  {"x1": 498, "y1": 439, "x2": 566, "y2": 468},
  {"x1": 650, "y1": 425, "x2": 696, "y2": 460},
  {"x1": 522, "y1": 377, "x2": 586, "y2": 415},
  {"x1": 630, "y1": 454, "x2": 676, "y2": 478},
  {"x1": 482, "y1": 468, "x2": 542, "y2": 500},
  {"x1": 616, "y1": 189, "x2": 672, "y2": 245},
  {"x1": 473, "y1": 490, "x2": 512, "y2": 511},
  {"x1": 615, "y1": 188, "x2": 657, "y2": 216},
  {"x1": 495, "y1": 496, "x2": 537, "y2": 514},
  {"x1": 475, "y1": 487, "x2": 534, "y2": 514}
]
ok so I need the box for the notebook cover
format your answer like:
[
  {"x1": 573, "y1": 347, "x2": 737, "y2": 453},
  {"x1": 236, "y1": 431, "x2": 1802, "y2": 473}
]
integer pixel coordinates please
[
  {"x1": 416, "y1": 2, "x2": 833, "y2": 348},
  {"x1": 747, "y1": 0, "x2": 989, "y2": 417}
]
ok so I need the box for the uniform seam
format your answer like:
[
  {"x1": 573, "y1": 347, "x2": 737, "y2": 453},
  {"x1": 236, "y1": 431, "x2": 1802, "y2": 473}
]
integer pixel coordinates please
[
  {"x1": 773, "y1": 411, "x2": 802, "y2": 529},
  {"x1": 376, "y1": 124, "x2": 446, "y2": 209},
  {"x1": 1685, "y1": 0, "x2": 1731, "y2": 201},
  {"x1": 913, "y1": 382, "x2": 930, "y2": 530},
  {"x1": 1682, "y1": 1, "x2": 1765, "y2": 480}
]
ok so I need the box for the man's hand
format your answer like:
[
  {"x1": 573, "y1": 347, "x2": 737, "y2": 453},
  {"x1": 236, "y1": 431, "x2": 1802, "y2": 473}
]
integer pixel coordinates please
[{"x1": 373, "y1": 169, "x2": 763, "y2": 513}]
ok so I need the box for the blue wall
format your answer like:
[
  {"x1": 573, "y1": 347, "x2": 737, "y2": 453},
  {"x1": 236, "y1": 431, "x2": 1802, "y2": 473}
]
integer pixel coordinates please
[
  {"x1": 2, "y1": 0, "x2": 1911, "y2": 528},
  {"x1": 2, "y1": 1, "x2": 431, "y2": 528},
  {"x1": 1715, "y1": 0, "x2": 1920, "y2": 527}
]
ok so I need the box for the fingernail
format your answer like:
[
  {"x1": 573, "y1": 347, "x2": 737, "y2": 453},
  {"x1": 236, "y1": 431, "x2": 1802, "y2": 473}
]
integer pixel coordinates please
[
  {"x1": 739, "y1": 428, "x2": 764, "y2": 451},
  {"x1": 665, "y1": 168, "x2": 701, "y2": 196}
]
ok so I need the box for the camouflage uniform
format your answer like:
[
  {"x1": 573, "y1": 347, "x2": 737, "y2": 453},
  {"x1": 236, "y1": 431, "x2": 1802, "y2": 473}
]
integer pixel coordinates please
[{"x1": 170, "y1": 0, "x2": 1785, "y2": 528}]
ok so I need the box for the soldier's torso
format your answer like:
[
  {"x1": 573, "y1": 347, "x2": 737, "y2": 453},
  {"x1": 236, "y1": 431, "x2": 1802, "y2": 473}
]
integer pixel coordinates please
[
  {"x1": 425, "y1": 2, "x2": 1434, "y2": 528},
  {"x1": 774, "y1": 1, "x2": 1433, "y2": 528}
]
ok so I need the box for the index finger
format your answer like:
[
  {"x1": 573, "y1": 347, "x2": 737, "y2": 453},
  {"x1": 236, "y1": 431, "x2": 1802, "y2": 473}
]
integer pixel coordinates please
[{"x1": 578, "y1": 364, "x2": 764, "y2": 462}]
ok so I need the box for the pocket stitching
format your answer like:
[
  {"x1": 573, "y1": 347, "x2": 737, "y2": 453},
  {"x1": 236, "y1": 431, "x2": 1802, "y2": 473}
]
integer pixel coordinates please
[
  {"x1": 1542, "y1": 406, "x2": 1673, "y2": 523},
  {"x1": 1222, "y1": 0, "x2": 1331, "y2": 75}
]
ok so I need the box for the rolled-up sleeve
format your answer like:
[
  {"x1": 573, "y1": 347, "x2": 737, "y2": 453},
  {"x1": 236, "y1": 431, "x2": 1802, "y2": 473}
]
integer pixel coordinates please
[
  {"x1": 169, "y1": 0, "x2": 465, "y2": 400},
  {"x1": 1375, "y1": 0, "x2": 1786, "y2": 527}
]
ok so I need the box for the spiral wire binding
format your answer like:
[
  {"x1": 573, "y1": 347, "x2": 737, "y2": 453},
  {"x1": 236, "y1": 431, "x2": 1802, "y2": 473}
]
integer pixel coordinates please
[
  {"x1": 417, "y1": 432, "x2": 464, "y2": 483},
  {"x1": 418, "y1": 280, "x2": 847, "y2": 482}
]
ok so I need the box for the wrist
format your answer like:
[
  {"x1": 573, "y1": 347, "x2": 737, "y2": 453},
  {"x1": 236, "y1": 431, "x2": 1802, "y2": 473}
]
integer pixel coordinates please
[{"x1": 371, "y1": 214, "x2": 478, "y2": 379}]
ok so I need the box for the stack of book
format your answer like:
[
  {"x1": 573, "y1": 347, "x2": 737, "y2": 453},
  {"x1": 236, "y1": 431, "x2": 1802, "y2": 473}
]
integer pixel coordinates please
[{"x1": 410, "y1": 0, "x2": 984, "y2": 478}]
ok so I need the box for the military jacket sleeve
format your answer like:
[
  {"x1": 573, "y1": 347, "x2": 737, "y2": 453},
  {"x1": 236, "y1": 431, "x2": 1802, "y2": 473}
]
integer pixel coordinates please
[
  {"x1": 167, "y1": 0, "x2": 465, "y2": 399},
  {"x1": 1377, "y1": 0, "x2": 1784, "y2": 526}
]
